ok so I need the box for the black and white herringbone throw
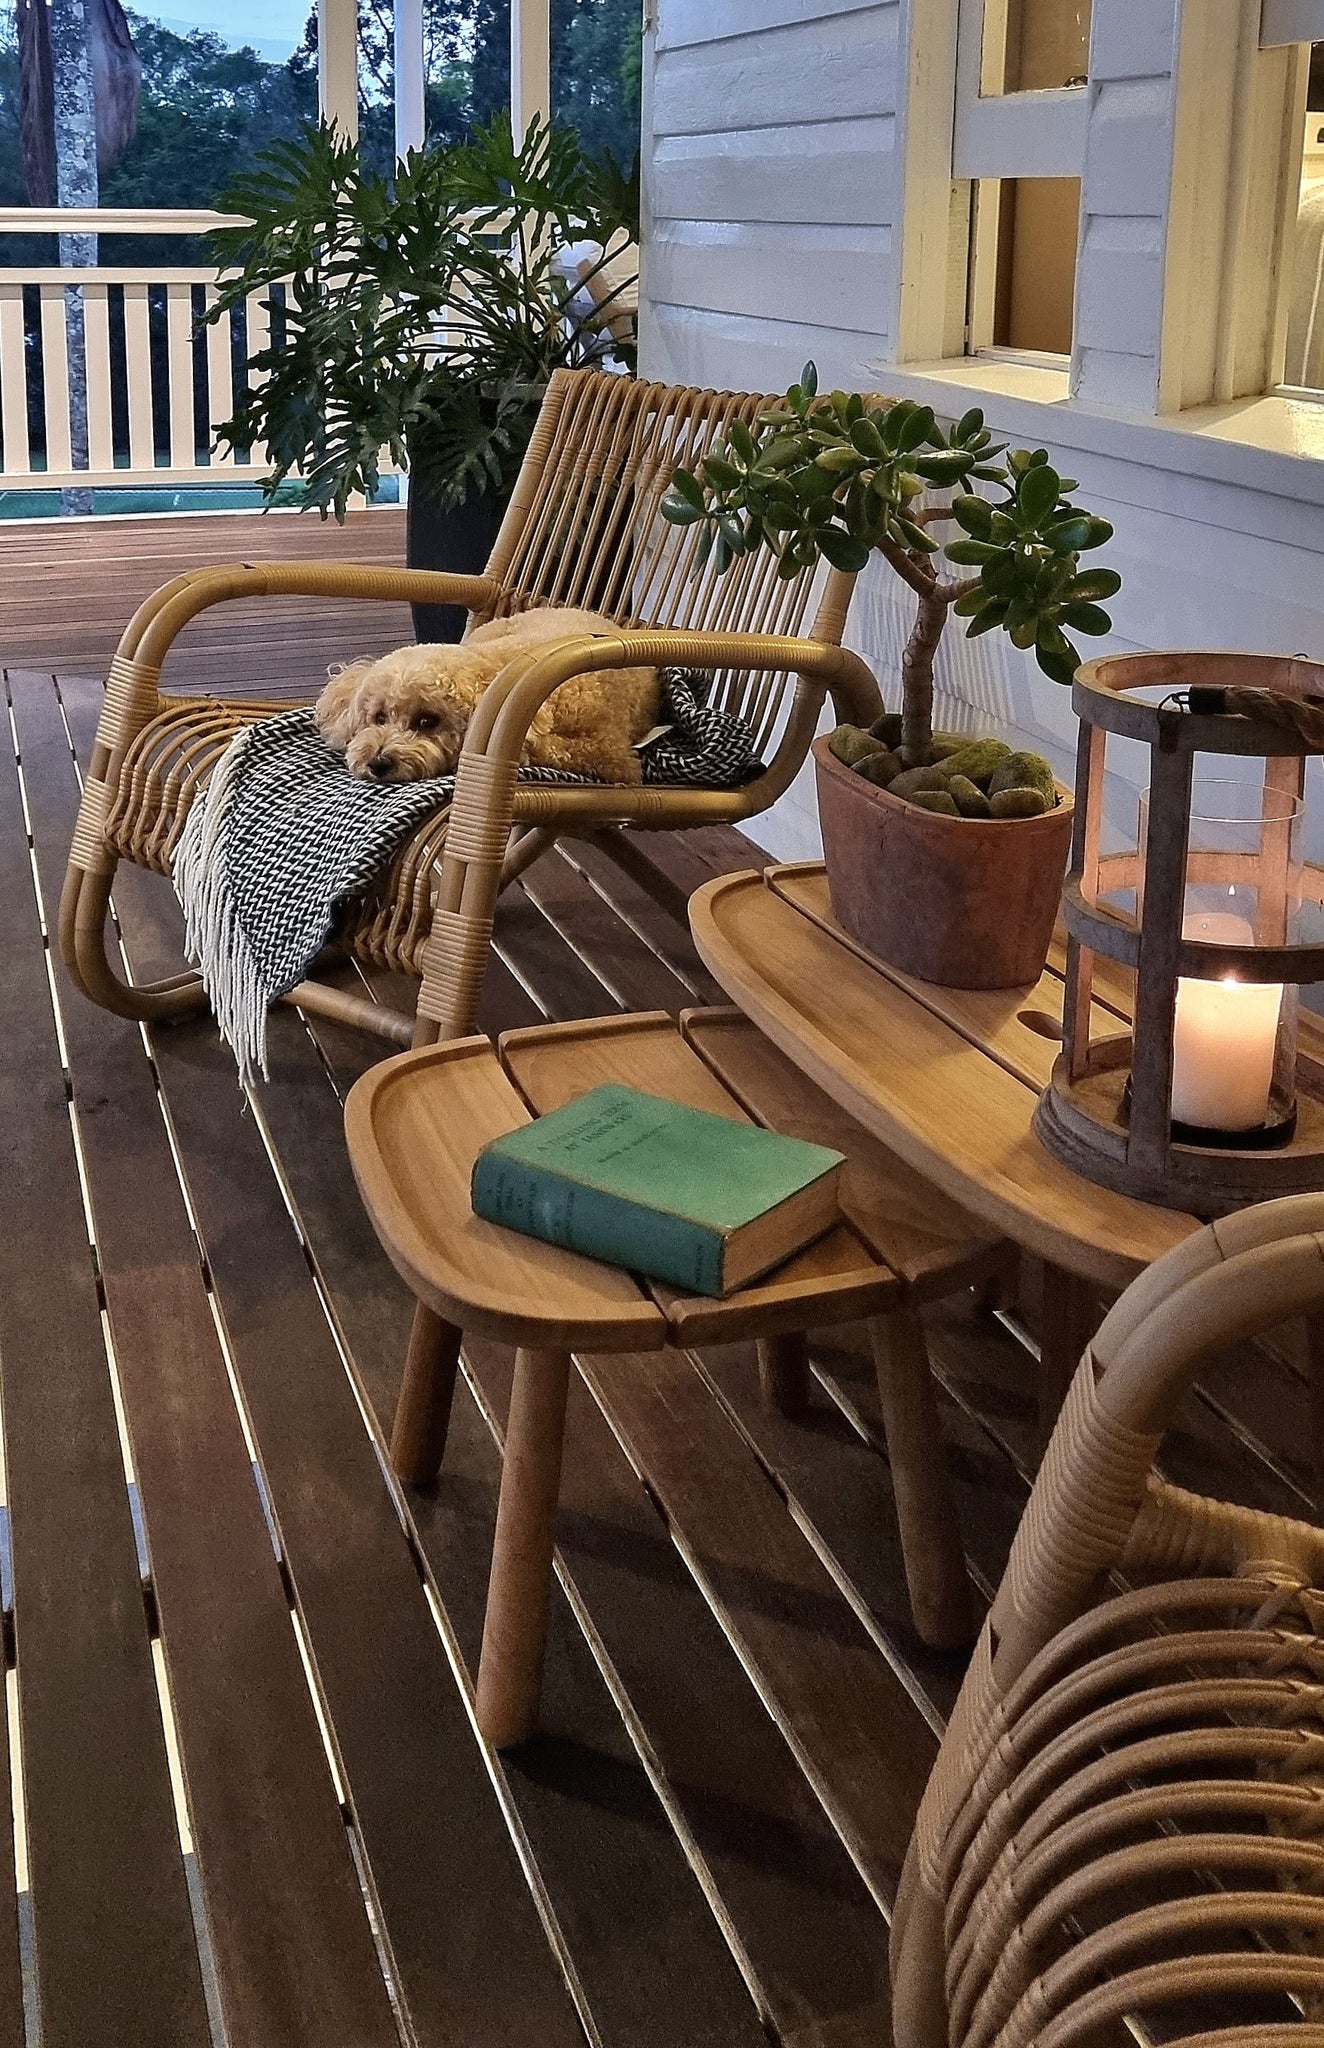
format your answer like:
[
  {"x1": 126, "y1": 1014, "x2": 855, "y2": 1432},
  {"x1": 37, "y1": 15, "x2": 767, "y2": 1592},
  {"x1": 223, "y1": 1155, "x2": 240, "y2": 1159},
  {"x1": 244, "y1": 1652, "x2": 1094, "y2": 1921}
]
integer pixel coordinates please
[{"x1": 173, "y1": 669, "x2": 761, "y2": 1086}]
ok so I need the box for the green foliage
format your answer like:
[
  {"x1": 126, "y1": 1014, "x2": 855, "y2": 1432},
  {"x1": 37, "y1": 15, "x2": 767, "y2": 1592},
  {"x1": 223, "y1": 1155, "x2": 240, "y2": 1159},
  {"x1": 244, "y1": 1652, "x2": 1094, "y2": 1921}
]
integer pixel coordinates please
[
  {"x1": 661, "y1": 362, "x2": 1122, "y2": 696},
  {"x1": 0, "y1": 1, "x2": 641, "y2": 233},
  {"x1": 207, "y1": 113, "x2": 639, "y2": 521},
  {"x1": 375, "y1": 0, "x2": 642, "y2": 171},
  {"x1": 97, "y1": 15, "x2": 319, "y2": 261}
]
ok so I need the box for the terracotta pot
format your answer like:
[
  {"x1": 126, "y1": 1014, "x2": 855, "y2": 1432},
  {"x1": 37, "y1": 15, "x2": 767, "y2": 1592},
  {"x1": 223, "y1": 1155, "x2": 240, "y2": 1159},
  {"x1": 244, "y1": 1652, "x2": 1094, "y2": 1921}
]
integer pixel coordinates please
[{"x1": 812, "y1": 736, "x2": 1074, "y2": 989}]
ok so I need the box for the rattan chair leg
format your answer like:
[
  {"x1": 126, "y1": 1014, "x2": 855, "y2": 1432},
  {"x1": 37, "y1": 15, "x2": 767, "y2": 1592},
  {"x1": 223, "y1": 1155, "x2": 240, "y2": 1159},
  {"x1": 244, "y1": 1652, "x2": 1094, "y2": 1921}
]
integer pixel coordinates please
[
  {"x1": 279, "y1": 978, "x2": 414, "y2": 1047},
  {"x1": 500, "y1": 825, "x2": 557, "y2": 887},
  {"x1": 389, "y1": 1307, "x2": 463, "y2": 1486},
  {"x1": 59, "y1": 860, "x2": 209, "y2": 1022},
  {"x1": 870, "y1": 1304, "x2": 975, "y2": 1649},
  {"x1": 475, "y1": 1345, "x2": 572, "y2": 1749},
  {"x1": 889, "y1": 1864, "x2": 951, "y2": 2048},
  {"x1": 758, "y1": 1333, "x2": 812, "y2": 1418}
]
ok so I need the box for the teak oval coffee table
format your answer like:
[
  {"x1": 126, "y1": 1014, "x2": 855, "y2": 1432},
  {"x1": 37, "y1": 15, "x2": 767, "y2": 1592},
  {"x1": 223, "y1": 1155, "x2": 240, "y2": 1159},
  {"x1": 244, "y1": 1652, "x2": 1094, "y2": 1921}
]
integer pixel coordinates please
[{"x1": 687, "y1": 863, "x2": 1208, "y2": 1434}]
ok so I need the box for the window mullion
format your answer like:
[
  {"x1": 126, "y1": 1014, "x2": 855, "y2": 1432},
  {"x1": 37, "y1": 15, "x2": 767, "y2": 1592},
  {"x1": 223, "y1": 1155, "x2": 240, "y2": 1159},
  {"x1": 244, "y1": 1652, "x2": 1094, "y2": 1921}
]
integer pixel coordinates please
[{"x1": 953, "y1": 90, "x2": 1089, "y2": 180}]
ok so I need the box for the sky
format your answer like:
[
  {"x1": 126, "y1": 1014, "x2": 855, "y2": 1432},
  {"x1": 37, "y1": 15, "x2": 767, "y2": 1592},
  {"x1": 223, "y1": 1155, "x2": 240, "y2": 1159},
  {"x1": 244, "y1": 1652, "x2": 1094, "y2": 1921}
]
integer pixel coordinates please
[{"x1": 151, "y1": 2, "x2": 310, "y2": 62}]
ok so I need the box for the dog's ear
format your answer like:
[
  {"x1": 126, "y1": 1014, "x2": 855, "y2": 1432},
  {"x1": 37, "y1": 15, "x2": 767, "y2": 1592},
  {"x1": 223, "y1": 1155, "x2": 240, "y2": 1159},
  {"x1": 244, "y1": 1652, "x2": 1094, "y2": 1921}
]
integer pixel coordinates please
[{"x1": 315, "y1": 661, "x2": 372, "y2": 753}]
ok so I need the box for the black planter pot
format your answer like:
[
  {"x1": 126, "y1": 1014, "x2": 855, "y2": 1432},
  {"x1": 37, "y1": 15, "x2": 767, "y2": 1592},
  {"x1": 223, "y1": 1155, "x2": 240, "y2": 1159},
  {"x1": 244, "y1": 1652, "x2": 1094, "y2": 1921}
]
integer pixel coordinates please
[{"x1": 405, "y1": 479, "x2": 508, "y2": 643}]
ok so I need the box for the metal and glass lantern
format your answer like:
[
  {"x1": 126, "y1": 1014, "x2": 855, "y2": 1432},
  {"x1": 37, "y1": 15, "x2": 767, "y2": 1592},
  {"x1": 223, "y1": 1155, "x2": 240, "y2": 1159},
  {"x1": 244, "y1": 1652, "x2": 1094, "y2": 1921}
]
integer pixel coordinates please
[{"x1": 1035, "y1": 653, "x2": 1324, "y2": 1215}]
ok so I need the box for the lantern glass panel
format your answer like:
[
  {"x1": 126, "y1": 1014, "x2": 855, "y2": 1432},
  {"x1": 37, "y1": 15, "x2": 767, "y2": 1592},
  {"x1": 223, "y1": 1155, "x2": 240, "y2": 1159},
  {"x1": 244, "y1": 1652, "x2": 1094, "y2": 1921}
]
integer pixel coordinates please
[{"x1": 1137, "y1": 781, "x2": 1302, "y2": 1138}]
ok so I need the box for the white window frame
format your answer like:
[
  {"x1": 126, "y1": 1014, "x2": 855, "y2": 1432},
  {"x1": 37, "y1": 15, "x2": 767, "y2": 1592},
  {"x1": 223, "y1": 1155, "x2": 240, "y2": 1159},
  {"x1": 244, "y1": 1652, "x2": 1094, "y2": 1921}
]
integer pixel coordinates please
[
  {"x1": 952, "y1": 0, "x2": 1089, "y2": 362},
  {"x1": 953, "y1": 0, "x2": 1089, "y2": 179},
  {"x1": 1262, "y1": 0, "x2": 1324, "y2": 47},
  {"x1": 893, "y1": 0, "x2": 1318, "y2": 417}
]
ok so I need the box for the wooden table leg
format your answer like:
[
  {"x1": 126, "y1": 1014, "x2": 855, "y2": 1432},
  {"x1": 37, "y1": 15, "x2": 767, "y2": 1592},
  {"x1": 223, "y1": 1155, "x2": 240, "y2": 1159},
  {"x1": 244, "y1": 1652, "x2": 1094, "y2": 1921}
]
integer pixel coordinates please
[
  {"x1": 1038, "y1": 1266, "x2": 1097, "y2": 1453},
  {"x1": 758, "y1": 1333, "x2": 812, "y2": 1419},
  {"x1": 869, "y1": 1304, "x2": 974, "y2": 1650},
  {"x1": 389, "y1": 1305, "x2": 462, "y2": 1486},
  {"x1": 475, "y1": 1346, "x2": 573, "y2": 1750}
]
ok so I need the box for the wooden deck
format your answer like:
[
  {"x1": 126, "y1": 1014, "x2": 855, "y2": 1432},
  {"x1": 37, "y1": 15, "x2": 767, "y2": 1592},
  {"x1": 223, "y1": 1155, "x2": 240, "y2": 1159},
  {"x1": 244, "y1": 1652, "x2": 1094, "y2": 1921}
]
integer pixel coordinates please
[
  {"x1": 1, "y1": 517, "x2": 1321, "y2": 2047},
  {"x1": 0, "y1": 505, "x2": 412, "y2": 694}
]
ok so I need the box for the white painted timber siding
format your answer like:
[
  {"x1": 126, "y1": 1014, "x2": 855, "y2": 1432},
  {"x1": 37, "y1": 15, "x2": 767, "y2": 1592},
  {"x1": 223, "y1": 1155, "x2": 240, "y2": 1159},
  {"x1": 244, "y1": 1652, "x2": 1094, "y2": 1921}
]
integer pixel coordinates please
[
  {"x1": 642, "y1": 0, "x2": 902, "y2": 392},
  {"x1": 640, "y1": 0, "x2": 1324, "y2": 876}
]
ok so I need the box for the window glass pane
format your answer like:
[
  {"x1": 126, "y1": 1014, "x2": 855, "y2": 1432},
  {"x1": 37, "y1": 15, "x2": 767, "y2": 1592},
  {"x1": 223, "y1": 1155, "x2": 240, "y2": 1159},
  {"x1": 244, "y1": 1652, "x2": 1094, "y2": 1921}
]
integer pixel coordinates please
[
  {"x1": 1285, "y1": 47, "x2": 1324, "y2": 394},
  {"x1": 981, "y1": 0, "x2": 1090, "y2": 97},
  {"x1": 970, "y1": 174, "x2": 1079, "y2": 357}
]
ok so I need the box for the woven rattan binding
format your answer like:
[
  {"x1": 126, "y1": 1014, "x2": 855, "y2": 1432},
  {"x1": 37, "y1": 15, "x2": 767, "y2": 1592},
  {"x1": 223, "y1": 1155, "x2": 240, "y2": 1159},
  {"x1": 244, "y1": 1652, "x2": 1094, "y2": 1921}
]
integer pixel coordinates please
[{"x1": 891, "y1": 1193, "x2": 1324, "y2": 2048}]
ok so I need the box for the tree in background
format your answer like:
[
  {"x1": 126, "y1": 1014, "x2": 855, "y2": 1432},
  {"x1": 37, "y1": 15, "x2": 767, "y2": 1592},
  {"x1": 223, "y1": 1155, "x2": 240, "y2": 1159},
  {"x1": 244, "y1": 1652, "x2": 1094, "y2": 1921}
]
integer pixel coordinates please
[
  {"x1": 98, "y1": 14, "x2": 317, "y2": 256},
  {"x1": 47, "y1": 0, "x2": 103, "y2": 510},
  {"x1": 311, "y1": 0, "x2": 641, "y2": 171},
  {"x1": 0, "y1": 0, "x2": 639, "y2": 226},
  {"x1": 352, "y1": 0, "x2": 473, "y2": 162},
  {"x1": 15, "y1": 0, "x2": 140, "y2": 205}
]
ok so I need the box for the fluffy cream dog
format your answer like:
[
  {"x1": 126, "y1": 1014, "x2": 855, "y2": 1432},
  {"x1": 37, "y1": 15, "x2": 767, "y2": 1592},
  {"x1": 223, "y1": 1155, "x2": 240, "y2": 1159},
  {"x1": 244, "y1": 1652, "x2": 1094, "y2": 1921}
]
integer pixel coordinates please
[{"x1": 314, "y1": 606, "x2": 661, "y2": 786}]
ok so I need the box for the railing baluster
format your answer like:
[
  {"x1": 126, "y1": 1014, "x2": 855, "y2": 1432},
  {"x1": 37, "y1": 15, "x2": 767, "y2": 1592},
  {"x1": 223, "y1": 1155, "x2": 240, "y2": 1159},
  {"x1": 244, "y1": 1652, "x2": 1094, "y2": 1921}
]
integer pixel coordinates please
[
  {"x1": 82, "y1": 282, "x2": 114, "y2": 476},
  {"x1": 0, "y1": 284, "x2": 30, "y2": 476},
  {"x1": 165, "y1": 282, "x2": 195, "y2": 471},
  {"x1": 204, "y1": 286, "x2": 234, "y2": 465},
  {"x1": 244, "y1": 287, "x2": 271, "y2": 470},
  {"x1": 122, "y1": 280, "x2": 154, "y2": 471},
  {"x1": 0, "y1": 215, "x2": 416, "y2": 492},
  {"x1": 39, "y1": 285, "x2": 74, "y2": 476}
]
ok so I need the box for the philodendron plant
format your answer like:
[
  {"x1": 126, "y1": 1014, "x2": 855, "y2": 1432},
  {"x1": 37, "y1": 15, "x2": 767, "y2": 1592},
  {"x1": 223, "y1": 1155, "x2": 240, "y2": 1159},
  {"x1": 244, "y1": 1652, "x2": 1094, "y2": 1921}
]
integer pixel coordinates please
[{"x1": 660, "y1": 364, "x2": 1121, "y2": 812}]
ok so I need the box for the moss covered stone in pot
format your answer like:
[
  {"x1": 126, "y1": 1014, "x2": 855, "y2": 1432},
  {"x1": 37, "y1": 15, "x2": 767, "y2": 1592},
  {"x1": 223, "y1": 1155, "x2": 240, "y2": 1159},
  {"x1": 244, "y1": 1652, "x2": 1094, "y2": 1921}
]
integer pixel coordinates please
[
  {"x1": 814, "y1": 721, "x2": 1073, "y2": 987},
  {"x1": 661, "y1": 363, "x2": 1120, "y2": 988}
]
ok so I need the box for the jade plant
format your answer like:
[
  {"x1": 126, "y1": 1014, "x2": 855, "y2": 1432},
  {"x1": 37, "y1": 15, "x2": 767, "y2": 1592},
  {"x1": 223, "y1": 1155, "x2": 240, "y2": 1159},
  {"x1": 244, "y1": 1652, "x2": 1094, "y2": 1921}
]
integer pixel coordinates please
[{"x1": 660, "y1": 363, "x2": 1121, "y2": 817}]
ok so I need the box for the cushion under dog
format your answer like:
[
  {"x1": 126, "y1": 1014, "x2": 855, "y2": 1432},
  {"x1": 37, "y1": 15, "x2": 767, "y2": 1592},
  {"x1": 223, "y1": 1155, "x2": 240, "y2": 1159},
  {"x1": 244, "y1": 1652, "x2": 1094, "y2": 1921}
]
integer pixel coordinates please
[{"x1": 173, "y1": 670, "x2": 761, "y2": 1086}]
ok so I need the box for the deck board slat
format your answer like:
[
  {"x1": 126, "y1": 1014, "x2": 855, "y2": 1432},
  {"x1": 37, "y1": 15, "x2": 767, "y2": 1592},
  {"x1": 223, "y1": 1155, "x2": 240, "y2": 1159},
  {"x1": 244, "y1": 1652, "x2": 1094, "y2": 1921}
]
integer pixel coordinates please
[
  {"x1": 56, "y1": 680, "x2": 588, "y2": 2048},
  {"x1": 11, "y1": 672, "x2": 401, "y2": 2047},
  {"x1": 0, "y1": 678, "x2": 209, "y2": 2048}
]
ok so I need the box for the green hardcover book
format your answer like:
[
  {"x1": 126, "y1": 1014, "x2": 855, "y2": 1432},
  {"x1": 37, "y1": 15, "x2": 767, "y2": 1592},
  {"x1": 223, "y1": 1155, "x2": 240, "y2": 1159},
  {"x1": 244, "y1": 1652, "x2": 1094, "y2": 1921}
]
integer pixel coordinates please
[{"x1": 471, "y1": 1083, "x2": 844, "y2": 1298}]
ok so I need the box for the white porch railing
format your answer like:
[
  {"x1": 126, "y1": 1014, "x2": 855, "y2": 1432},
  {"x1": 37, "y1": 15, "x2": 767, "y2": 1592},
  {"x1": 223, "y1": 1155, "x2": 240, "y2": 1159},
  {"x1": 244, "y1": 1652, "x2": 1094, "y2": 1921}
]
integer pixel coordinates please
[{"x1": 0, "y1": 211, "x2": 285, "y2": 492}]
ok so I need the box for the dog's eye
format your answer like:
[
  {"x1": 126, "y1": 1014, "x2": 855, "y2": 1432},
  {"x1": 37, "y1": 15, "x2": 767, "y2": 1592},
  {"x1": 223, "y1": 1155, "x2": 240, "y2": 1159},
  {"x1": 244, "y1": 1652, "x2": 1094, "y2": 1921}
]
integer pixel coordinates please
[
  {"x1": 412, "y1": 713, "x2": 439, "y2": 733},
  {"x1": 372, "y1": 709, "x2": 387, "y2": 726}
]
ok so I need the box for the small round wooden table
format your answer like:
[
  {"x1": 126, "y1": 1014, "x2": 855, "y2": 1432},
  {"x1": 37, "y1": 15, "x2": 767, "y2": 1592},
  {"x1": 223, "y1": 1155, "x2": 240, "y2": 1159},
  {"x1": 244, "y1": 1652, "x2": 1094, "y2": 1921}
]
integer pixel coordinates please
[
  {"x1": 688, "y1": 863, "x2": 1274, "y2": 1450},
  {"x1": 345, "y1": 1009, "x2": 1008, "y2": 1746}
]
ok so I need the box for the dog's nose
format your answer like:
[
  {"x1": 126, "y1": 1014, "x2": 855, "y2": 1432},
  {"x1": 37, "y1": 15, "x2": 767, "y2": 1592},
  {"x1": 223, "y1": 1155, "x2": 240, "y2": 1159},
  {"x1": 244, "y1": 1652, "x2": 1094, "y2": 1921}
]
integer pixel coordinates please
[{"x1": 368, "y1": 751, "x2": 396, "y2": 780}]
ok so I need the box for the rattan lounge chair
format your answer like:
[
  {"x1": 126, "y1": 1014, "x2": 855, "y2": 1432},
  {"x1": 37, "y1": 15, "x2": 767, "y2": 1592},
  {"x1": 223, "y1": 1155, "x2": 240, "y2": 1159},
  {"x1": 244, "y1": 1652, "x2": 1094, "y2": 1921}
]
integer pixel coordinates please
[
  {"x1": 890, "y1": 1190, "x2": 1324, "y2": 2048},
  {"x1": 59, "y1": 368, "x2": 882, "y2": 1049}
]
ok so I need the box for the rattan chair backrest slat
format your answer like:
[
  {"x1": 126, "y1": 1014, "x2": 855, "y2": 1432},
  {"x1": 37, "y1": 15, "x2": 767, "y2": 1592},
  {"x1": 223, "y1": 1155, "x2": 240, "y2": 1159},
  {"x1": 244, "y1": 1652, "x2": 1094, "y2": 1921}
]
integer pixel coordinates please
[{"x1": 485, "y1": 370, "x2": 857, "y2": 720}]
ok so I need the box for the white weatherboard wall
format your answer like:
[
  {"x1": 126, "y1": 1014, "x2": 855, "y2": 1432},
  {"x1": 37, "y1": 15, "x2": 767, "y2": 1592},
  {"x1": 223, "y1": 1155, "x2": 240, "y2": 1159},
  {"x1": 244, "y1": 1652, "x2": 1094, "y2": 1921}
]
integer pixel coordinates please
[
  {"x1": 640, "y1": 0, "x2": 1324, "y2": 867},
  {"x1": 643, "y1": 0, "x2": 902, "y2": 395}
]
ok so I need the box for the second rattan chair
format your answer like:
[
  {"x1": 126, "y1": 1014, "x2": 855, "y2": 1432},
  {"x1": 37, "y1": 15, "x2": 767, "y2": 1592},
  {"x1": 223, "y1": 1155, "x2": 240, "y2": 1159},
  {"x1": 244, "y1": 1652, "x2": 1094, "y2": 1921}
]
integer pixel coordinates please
[
  {"x1": 890, "y1": 1190, "x2": 1324, "y2": 2048},
  {"x1": 59, "y1": 367, "x2": 882, "y2": 1050}
]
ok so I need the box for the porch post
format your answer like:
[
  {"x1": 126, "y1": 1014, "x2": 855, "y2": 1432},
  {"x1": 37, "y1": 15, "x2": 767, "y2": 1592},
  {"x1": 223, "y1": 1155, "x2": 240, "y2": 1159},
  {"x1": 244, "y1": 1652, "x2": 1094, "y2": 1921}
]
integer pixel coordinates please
[
  {"x1": 510, "y1": 0, "x2": 551, "y2": 141},
  {"x1": 394, "y1": 0, "x2": 425, "y2": 159},
  {"x1": 318, "y1": 0, "x2": 359, "y2": 141}
]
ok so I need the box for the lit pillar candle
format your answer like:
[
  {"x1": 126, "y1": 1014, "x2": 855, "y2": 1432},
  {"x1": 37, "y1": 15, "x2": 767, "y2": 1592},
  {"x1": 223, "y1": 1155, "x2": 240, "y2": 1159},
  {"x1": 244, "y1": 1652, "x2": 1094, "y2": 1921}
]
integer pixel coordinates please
[{"x1": 1170, "y1": 912, "x2": 1283, "y2": 1133}]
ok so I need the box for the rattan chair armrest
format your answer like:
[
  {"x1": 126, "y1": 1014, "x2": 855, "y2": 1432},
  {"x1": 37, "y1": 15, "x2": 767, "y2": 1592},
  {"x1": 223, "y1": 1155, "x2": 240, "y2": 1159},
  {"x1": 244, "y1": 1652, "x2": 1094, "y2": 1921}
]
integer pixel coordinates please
[
  {"x1": 459, "y1": 627, "x2": 882, "y2": 766},
  {"x1": 131, "y1": 562, "x2": 502, "y2": 675}
]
